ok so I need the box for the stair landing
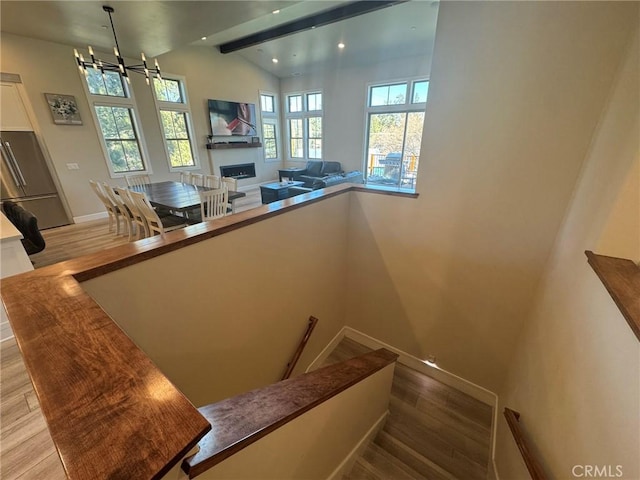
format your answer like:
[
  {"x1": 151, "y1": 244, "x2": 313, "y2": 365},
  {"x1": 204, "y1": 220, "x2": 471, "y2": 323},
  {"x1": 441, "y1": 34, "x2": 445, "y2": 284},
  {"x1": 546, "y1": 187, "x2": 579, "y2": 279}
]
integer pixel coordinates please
[{"x1": 324, "y1": 337, "x2": 492, "y2": 480}]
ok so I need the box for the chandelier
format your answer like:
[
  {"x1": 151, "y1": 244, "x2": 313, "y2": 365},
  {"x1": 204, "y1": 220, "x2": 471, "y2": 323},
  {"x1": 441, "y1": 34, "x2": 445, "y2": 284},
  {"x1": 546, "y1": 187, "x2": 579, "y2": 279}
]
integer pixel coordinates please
[{"x1": 73, "y1": 5, "x2": 161, "y2": 85}]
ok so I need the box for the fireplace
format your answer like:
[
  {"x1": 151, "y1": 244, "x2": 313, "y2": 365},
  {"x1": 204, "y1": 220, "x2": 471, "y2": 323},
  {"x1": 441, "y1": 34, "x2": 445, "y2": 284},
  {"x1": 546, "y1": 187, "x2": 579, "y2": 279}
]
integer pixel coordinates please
[{"x1": 220, "y1": 163, "x2": 256, "y2": 179}]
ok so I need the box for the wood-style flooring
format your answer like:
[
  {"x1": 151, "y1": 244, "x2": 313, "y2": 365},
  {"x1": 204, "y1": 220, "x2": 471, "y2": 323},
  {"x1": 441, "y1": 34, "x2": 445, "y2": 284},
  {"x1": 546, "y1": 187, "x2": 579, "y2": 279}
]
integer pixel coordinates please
[
  {"x1": 323, "y1": 337, "x2": 493, "y2": 480},
  {"x1": 0, "y1": 338, "x2": 66, "y2": 479}
]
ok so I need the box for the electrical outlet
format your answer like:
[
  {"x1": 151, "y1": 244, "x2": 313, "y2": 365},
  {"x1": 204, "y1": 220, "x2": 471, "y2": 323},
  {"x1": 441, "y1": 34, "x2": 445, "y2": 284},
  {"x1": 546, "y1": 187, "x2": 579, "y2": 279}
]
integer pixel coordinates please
[{"x1": 66, "y1": 163, "x2": 80, "y2": 170}]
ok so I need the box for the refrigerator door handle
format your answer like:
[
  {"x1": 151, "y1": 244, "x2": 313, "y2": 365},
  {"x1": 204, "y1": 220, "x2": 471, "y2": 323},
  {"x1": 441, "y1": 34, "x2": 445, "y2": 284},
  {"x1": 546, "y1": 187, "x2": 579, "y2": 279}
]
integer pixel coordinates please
[
  {"x1": 0, "y1": 142, "x2": 22, "y2": 188},
  {"x1": 4, "y1": 142, "x2": 27, "y2": 186}
]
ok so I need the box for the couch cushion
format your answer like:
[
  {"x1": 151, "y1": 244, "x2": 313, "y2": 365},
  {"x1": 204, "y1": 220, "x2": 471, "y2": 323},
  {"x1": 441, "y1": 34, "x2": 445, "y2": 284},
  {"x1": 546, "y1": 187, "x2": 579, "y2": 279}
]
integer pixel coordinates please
[
  {"x1": 305, "y1": 161, "x2": 323, "y2": 177},
  {"x1": 321, "y1": 161, "x2": 342, "y2": 175}
]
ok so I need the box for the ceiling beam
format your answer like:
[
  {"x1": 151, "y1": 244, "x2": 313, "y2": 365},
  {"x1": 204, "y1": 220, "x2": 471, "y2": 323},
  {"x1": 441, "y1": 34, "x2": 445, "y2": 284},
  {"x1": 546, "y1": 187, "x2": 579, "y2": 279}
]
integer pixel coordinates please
[{"x1": 218, "y1": 0, "x2": 407, "y2": 54}]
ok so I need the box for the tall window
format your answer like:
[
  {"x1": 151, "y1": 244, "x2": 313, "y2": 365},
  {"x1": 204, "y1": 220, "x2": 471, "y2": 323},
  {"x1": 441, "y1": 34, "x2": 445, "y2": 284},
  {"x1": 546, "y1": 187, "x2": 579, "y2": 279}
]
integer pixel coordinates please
[
  {"x1": 285, "y1": 91, "x2": 323, "y2": 161},
  {"x1": 152, "y1": 76, "x2": 198, "y2": 171},
  {"x1": 260, "y1": 92, "x2": 280, "y2": 162},
  {"x1": 365, "y1": 79, "x2": 428, "y2": 190},
  {"x1": 82, "y1": 69, "x2": 149, "y2": 176}
]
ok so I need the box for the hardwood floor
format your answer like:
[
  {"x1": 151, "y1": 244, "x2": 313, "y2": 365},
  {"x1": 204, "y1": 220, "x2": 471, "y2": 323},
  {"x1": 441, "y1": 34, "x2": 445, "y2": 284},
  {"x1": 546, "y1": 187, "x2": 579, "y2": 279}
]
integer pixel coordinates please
[
  {"x1": 0, "y1": 339, "x2": 66, "y2": 479},
  {"x1": 324, "y1": 338, "x2": 493, "y2": 480}
]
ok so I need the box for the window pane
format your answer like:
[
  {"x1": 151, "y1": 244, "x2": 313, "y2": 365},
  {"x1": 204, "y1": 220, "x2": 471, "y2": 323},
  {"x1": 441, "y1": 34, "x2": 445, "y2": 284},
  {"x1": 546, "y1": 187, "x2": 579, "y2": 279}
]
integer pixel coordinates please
[
  {"x1": 288, "y1": 95, "x2": 302, "y2": 113},
  {"x1": 308, "y1": 139, "x2": 322, "y2": 159},
  {"x1": 154, "y1": 78, "x2": 183, "y2": 103},
  {"x1": 86, "y1": 69, "x2": 126, "y2": 97},
  {"x1": 167, "y1": 139, "x2": 194, "y2": 167},
  {"x1": 389, "y1": 84, "x2": 407, "y2": 104},
  {"x1": 264, "y1": 139, "x2": 277, "y2": 159},
  {"x1": 95, "y1": 106, "x2": 145, "y2": 172},
  {"x1": 412, "y1": 81, "x2": 429, "y2": 103},
  {"x1": 160, "y1": 111, "x2": 189, "y2": 139},
  {"x1": 113, "y1": 108, "x2": 135, "y2": 139},
  {"x1": 261, "y1": 94, "x2": 274, "y2": 113},
  {"x1": 307, "y1": 117, "x2": 322, "y2": 138},
  {"x1": 369, "y1": 83, "x2": 407, "y2": 106},
  {"x1": 289, "y1": 118, "x2": 303, "y2": 138},
  {"x1": 307, "y1": 93, "x2": 322, "y2": 111},
  {"x1": 366, "y1": 112, "x2": 406, "y2": 185},
  {"x1": 290, "y1": 138, "x2": 303, "y2": 158}
]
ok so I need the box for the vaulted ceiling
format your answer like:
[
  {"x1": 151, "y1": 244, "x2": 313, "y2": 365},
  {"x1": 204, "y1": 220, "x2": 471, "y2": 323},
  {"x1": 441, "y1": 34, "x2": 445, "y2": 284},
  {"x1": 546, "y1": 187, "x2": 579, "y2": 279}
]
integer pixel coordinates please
[{"x1": 0, "y1": 1, "x2": 439, "y2": 78}]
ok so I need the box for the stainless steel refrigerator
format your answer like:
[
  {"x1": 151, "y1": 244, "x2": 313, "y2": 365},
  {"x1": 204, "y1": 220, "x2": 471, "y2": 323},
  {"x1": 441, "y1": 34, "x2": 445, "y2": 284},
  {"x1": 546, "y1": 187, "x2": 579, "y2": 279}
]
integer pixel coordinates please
[{"x1": 1, "y1": 131, "x2": 70, "y2": 229}]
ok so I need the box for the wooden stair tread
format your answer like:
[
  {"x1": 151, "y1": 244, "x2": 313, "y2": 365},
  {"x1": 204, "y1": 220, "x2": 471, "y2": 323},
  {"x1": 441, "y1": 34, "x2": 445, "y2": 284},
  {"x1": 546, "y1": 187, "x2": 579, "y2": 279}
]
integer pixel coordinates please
[
  {"x1": 360, "y1": 441, "x2": 424, "y2": 480},
  {"x1": 337, "y1": 337, "x2": 492, "y2": 480},
  {"x1": 374, "y1": 431, "x2": 457, "y2": 480}
]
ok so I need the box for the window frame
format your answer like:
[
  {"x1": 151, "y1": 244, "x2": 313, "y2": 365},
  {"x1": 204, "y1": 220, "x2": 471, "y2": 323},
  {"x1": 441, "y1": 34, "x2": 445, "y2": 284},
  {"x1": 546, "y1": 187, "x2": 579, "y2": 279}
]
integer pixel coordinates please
[
  {"x1": 79, "y1": 67, "x2": 152, "y2": 178},
  {"x1": 363, "y1": 77, "x2": 428, "y2": 191},
  {"x1": 151, "y1": 74, "x2": 199, "y2": 172},
  {"x1": 259, "y1": 91, "x2": 281, "y2": 163},
  {"x1": 284, "y1": 90, "x2": 323, "y2": 162}
]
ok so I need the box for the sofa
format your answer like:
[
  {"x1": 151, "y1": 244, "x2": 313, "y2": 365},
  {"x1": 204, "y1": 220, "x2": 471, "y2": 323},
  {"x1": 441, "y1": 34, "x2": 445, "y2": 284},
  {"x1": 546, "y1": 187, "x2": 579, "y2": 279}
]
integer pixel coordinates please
[{"x1": 295, "y1": 161, "x2": 363, "y2": 189}]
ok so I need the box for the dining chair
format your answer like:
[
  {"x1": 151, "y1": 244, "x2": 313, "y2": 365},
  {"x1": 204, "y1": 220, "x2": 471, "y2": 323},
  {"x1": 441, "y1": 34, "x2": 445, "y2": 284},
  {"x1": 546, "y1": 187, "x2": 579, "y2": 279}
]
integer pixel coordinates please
[
  {"x1": 89, "y1": 180, "x2": 121, "y2": 235},
  {"x1": 179, "y1": 171, "x2": 192, "y2": 184},
  {"x1": 198, "y1": 188, "x2": 228, "y2": 221},
  {"x1": 190, "y1": 173, "x2": 204, "y2": 187},
  {"x1": 125, "y1": 174, "x2": 151, "y2": 188},
  {"x1": 102, "y1": 183, "x2": 134, "y2": 241},
  {"x1": 221, "y1": 177, "x2": 238, "y2": 214},
  {"x1": 204, "y1": 174, "x2": 221, "y2": 189},
  {"x1": 115, "y1": 187, "x2": 147, "y2": 240},
  {"x1": 129, "y1": 190, "x2": 189, "y2": 237}
]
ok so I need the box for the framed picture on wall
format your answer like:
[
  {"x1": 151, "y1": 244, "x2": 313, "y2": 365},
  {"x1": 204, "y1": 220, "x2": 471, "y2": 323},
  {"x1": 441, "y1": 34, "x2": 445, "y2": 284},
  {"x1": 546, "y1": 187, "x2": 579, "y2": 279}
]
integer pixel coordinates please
[{"x1": 45, "y1": 93, "x2": 82, "y2": 125}]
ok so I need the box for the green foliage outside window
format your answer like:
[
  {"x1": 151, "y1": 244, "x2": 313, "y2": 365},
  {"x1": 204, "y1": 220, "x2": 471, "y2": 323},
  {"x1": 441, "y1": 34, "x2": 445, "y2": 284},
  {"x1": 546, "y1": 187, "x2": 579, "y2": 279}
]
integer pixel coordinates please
[
  {"x1": 160, "y1": 110, "x2": 194, "y2": 167},
  {"x1": 153, "y1": 78, "x2": 183, "y2": 103},
  {"x1": 263, "y1": 123, "x2": 277, "y2": 159},
  {"x1": 86, "y1": 69, "x2": 126, "y2": 97},
  {"x1": 95, "y1": 106, "x2": 144, "y2": 172}
]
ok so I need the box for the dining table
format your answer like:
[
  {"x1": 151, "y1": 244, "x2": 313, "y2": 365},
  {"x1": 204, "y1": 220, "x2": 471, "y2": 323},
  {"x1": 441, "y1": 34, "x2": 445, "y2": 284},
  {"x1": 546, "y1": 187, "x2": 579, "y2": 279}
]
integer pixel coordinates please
[{"x1": 128, "y1": 181, "x2": 246, "y2": 215}]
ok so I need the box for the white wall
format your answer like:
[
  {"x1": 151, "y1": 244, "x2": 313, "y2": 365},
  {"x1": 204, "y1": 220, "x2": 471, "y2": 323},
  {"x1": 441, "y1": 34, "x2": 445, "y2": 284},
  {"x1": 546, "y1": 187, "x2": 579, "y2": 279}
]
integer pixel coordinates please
[
  {"x1": 496, "y1": 26, "x2": 640, "y2": 480},
  {"x1": 343, "y1": 1, "x2": 638, "y2": 392},
  {"x1": 0, "y1": 34, "x2": 281, "y2": 219},
  {"x1": 280, "y1": 54, "x2": 432, "y2": 174},
  {"x1": 82, "y1": 195, "x2": 350, "y2": 407}
]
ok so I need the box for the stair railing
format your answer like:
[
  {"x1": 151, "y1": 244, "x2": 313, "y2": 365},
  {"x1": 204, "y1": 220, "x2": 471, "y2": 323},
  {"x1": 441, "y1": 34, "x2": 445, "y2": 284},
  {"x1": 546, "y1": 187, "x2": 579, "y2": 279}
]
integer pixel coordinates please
[
  {"x1": 281, "y1": 316, "x2": 318, "y2": 380},
  {"x1": 504, "y1": 407, "x2": 548, "y2": 480}
]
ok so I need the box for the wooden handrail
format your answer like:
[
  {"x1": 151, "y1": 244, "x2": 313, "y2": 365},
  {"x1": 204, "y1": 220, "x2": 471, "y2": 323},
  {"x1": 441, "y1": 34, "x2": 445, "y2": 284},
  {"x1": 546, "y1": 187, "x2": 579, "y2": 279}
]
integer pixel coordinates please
[
  {"x1": 504, "y1": 408, "x2": 548, "y2": 480},
  {"x1": 585, "y1": 251, "x2": 640, "y2": 341},
  {"x1": 281, "y1": 316, "x2": 318, "y2": 380},
  {"x1": 183, "y1": 348, "x2": 398, "y2": 478}
]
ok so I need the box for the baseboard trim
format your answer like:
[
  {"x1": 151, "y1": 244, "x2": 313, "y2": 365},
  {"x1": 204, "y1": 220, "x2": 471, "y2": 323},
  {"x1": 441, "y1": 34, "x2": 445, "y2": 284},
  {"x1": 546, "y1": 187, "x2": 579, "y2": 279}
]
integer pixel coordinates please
[
  {"x1": 343, "y1": 327, "x2": 497, "y2": 406},
  {"x1": 326, "y1": 410, "x2": 388, "y2": 480},
  {"x1": 305, "y1": 328, "x2": 347, "y2": 372},
  {"x1": 73, "y1": 212, "x2": 108, "y2": 223}
]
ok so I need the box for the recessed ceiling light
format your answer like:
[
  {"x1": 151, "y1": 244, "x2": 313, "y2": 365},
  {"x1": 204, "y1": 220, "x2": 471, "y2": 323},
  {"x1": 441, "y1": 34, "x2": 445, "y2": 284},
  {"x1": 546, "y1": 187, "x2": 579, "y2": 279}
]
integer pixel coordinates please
[
  {"x1": 410, "y1": 26, "x2": 416, "y2": 31},
  {"x1": 272, "y1": 9, "x2": 280, "y2": 14},
  {"x1": 293, "y1": 72, "x2": 301, "y2": 76},
  {"x1": 201, "y1": 36, "x2": 207, "y2": 40},
  {"x1": 338, "y1": 42, "x2": 345, "y2": 49},
  {"x1": 272, "y1": 58, "x2": 279, "y2": 63}
]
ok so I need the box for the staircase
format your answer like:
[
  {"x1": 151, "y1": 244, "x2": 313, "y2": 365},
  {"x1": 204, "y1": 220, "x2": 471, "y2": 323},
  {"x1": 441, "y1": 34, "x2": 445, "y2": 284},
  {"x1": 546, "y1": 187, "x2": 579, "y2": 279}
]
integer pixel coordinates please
[{"x1": 321, "y1": 338, "x2": 492, "y2": 480}]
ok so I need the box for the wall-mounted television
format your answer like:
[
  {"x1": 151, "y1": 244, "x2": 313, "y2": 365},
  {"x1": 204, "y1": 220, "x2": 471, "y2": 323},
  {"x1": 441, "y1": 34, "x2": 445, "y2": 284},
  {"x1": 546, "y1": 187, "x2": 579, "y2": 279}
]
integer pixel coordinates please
[{"x1": 208, "y1": 99, "x2": 257, "y2": 137}]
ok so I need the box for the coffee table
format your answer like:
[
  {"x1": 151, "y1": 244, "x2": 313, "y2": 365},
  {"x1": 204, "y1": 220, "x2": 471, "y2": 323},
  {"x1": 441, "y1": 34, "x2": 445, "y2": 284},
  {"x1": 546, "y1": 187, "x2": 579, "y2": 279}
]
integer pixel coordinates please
[{"x1": 260, "y1": 181, "x2": 305, "y2": 204}]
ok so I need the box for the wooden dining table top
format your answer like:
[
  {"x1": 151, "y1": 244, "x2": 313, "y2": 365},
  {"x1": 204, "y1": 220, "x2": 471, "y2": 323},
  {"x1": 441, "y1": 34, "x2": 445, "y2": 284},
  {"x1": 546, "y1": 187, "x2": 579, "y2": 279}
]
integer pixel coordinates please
[{"x1": 129, "y1": 181, "x2": 246, "y2": 212}]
